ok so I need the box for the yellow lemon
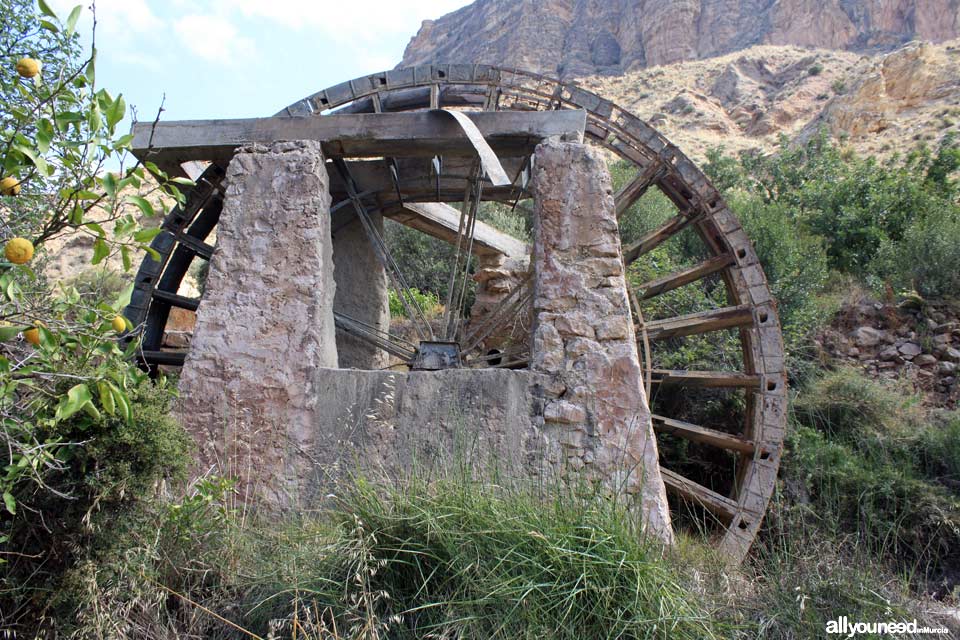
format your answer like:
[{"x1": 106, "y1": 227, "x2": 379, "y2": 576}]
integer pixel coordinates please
[
  {"x1": 24, "y1": 327, "x2": 40, "y2": 345},
  {"x1": 111, "y1": 315, "x2": 127, "y2": 332},
  {"x1": 0, "y1": 177, "x2": 20, "y2": 196},
  {"x1": 4, "y1": 237, "x2": 34, "y2": 264},
  {"x1": 15, "y1": 58, "x2": 40, "y2": 78}
]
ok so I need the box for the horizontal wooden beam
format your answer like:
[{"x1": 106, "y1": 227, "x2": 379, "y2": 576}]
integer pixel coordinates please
[
  {"x1": 139, "y1": 350, "x2": 186, "y2": 367},
  {"x1": 132, "y1": 110, "x2": 586, "y2": 178},
  {"x1": 637, "y1": 254, "x2": 733, "y2": 299},
  {"x1": 152, "y1": 289, "x2": 200, "y2": 311},
  {"x1": 615, "y1": 161, "x2": 663, "y2": 218},
  {"x1": 653, "y1": 415, "x2": 755, "y2": 454},
  {"x1": 660, "y1": 468, "x2": 738, "y2": 521},
  {"x1": 644, "y1": 305, "x2": 753, "y2": 341},
  {"x1": 650, "y1": 369, "x2": 761, "y2": 389}
]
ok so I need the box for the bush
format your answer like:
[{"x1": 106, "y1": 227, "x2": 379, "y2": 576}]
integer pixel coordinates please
[
  {"x1": 871, "y1": 206, "x2": 960, "y2": 298},
  {"x1": 786, "y1": 369, "x2": 960, "y2": 584}
]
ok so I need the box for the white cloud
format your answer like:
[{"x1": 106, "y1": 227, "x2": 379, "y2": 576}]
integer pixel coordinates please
[
  {"x1": 213, "y1": 0, "x2": 468, "y2": 43},
  {"x1": 173, "y1": 14, "x2": 257, "y2": 65}
]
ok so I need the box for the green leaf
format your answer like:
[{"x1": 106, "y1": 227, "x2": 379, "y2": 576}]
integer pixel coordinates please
[
  {"x1": 13, "y1": 144, "x2": 49, "y2": 176},
  {"x1": 133, "y1": 227, "x2": 161, "y2": 243},
  {"x1": 125, "y1": 195, "x2": 154, "y2": 217},
  {"x1": 65, "y1": 5, "x2": 82, "y2": 36},
  {"x1": 105, "y1": 94, "x2": 126, "y2": 130},
  {"x1": 143, "y1": 246, "x2": 160, "y2": 262},
  {"x1": 113, "y1": 282, "x2": 134, "y2": 310},
  {"x1": 37, "y1": 0, "x2": 58, "y2": 19},
  {"x1": 56, "y1": 383, "x2": 93, "y2": 422},
  {"x1": 98, "y1": 382, "x2": 116, "y2": 415},
  {"x1": 92, "y1": 238, "x2": 109, "y2": 265},
  {"x1": 169, "y1": 176, "x2": 196, "y2": 186},
  {"x1": 0, "y1": 326, "x2": 28, "y2": 341},
  {"x1": 85, "y1": 222, "x2": 105, "y2": 237},
  {"x1": 101, "y1": 172, "x2": 117, "y2": 198},
  {"x1": 39, "y1": 19, "x2": 59, "y2": 33},
  {"x1": 120, "y1": 245, "x2": 131, "y2": 271},
  {"x1": 2, "y1": 492, "x2": 14, "y2": 515}
]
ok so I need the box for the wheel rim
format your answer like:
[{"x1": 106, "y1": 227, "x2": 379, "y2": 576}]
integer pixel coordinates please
[{"x1": 126, "y1": 64, "x2": 787, "y2": 561}]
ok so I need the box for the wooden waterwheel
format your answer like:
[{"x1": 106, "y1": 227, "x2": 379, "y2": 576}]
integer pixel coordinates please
[{"x1": 125, "y1": 65, "x2": 787, "y2": 562}]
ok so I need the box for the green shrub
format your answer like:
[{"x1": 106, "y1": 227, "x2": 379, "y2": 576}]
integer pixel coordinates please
[
  {"x1": 871, "y1": 206, "x2": 960, "y2": 298},
  {"x1": 786, "y1": 369, "x2": 960, "y2": 582},
  {"x1": 388, "y1": 286, "x2": 441, "y2": 318}
]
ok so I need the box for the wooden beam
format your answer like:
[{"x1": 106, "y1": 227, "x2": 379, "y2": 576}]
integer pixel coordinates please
[
  {"x1": 650, "y1": 369, "x2": 761, "y2": 389},
  {"x1": 644, "y1": 305, "x2": 753, "y2": 341},
  {"x1": 139, "y1": 350, "x2": 187, "y2": 367},
  {"x1": 385, "y1": 202, "x2": 529, "y2": 259},
  {"x1": 652, "y1": 415, "x2": 755, "y2": 454},
  {"x1": 660, "y1": 468, "x2": 738, "y2": 521},
  {"x1": 615, "y1": 161, "x2": 663, "y2": 218},
  {"x1": 623, "y1": 210, "x2": 702, "y2": 265},
  {"x1": 132, "y1": 110, "x2": 587, "y2": 178},
  {"x1": 152, "y1": 289, "x2": 200, "y2": 311},
  {"x1": 328, "y1": 157, "x2": 527, "y2": 205},
  {"x1": 637, "y1": 254, "x2": 733, "y2": 299}
]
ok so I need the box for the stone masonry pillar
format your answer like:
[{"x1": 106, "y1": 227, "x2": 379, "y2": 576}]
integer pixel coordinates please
[
  {"x1": 333, "y1": 214, "x2": 391, "y2": 369},
  {"x1": 530, "y1": 138, "x2": 673, "y2": 544},
  {"x1": 177, "y1": 140, "x2": 338, "y2": 506}
]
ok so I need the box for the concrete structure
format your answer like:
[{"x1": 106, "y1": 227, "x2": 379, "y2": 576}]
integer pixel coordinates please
[
  {"x1": 177, "y1": 140, "x2": 338, "y2": 505},
  {"x1": 529, "y1": 139, "x2": 673, "y2": 543}
]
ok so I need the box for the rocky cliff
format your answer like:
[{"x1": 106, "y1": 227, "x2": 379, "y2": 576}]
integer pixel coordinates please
[{"x1": 400, "y1": 0, "x2": 960, "y2": 78}]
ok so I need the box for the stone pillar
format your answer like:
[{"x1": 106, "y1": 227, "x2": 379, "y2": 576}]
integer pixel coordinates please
[
  {"x1": 333, "y1": 214, "x2": 391, "y2": 369},
  {"x1": 177, "y1": 140, "x2": 338, "y2": 507},
  {"x1": 529, "y1": 138, "x2": 673, "y2": 544}
]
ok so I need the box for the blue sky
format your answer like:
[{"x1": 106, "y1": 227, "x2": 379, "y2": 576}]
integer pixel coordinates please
[{"x1": 49, "y1": 0, "x2": 470, "y2": 125}]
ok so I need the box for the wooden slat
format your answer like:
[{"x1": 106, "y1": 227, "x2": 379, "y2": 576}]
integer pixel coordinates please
[
  {"x1": 615, "y1": 161, "x2": 663, "y2": 218},
  {"x1": 623, "y1": 210, "x2": 701, "y2": 265},
  {"x1": 650, "y1": 369, "x2": 761, "y2": 389},
  {"x1": 140, "y1": 350, "x2": 186, "y2": 366},
  {"x1": 652, "y1": 415, "x2": 755, "y2": 453},
  {"x1": 645, "y1": 305, "x2": 753, "y2": 341},
  {"x1": 175, "y1": 234, "x2": 215, "y2": 260},
  {"x1": 152, "y1": 289, "x2": 200, "y2": 311},
  {"x1": 660, "y1": 467, "x2": 738, "y2": 521},
  {"x1": 637, "y1": 254, "x2": 733, "y2": 299},
  {"x1": 132, "y1": 110, "x2": 588, "y2": 177},
  {"x1": 386, "y1": 202, "x2": 529, "y2": 258}
]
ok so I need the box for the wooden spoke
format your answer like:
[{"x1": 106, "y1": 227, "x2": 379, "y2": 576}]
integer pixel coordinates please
[
  {"x1": 152, "y1": 289, "x2": 200, "y2": 311},
  {"x1": 175, "y1": 233, "x2": 215, "y2": 260},
  {"x1": 637, "y1": 254, "x2": 733, "y2": 299},
  {"x1": 140, "y1": 350, "x2": 187, "y2": 367},
  {"x1": 614, "y1": 161, "x2": 664, "y2": 219},
  {"x1": 652, "y1": 415, "x2": 755, "y2": 454},
  {"x1": 623, "y1": 210, "x2": 703, "y2": 265},
  {"x1": 660, "y1": 468, "x2": 738, "y2": 521},
  {"x1": 645, "y1": 305, "x2": 753, "y2": 341},
  {"x1": 650, "y1": 369, "x2": 761, "y2": 389}
]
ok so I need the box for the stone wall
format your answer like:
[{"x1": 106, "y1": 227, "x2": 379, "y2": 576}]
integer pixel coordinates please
[
  {"x1": 528, "y1": 138, "x2": 673, "y2": 543},
  {"x1": 177, "y1": 140, "x2": 338, "y2": 506}
]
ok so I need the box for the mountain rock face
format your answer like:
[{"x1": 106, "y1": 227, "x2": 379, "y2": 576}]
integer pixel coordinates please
[{"x1": 400, "y1": 0, "x2": 960, "y2": 78}]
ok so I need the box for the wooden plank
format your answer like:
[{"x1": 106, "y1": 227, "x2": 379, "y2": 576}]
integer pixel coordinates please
[
  {"x1": 330, "y1": 157, "x2": 526, "y2": 203},
  {"x1": 623, "y1": 210, "x2": 702, "y2": 265},
  {"x1": 140, "y1": 350, "x2": 186, "y2": 367},
  {"x1": 650, "y1": 369, "x2": 761, "y2": 389},
  {"x1": 645, "y1": 305, "x2": 753, "y2": 341},
  {"x1": 132, "y1": 110, "x2": 588, "y2": 177},
  {"x1": 152, "y1": 289, "x2": 200, "y2": 311},
  {"x1": 660, "y1": 468, "x2": 738, "y2": 520},
  {"x1": 637, "y1": 254, "x2": 733, "y2": 299},
  {"x1": 652, "y1": 415, "x2": 755, "y2": 453},
  {"x1": 386, "y1": 202, "x2": 528, "y2": 258},
  {"x1": 615, "y1": 161, "x2": 663, "y2": 218}
]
